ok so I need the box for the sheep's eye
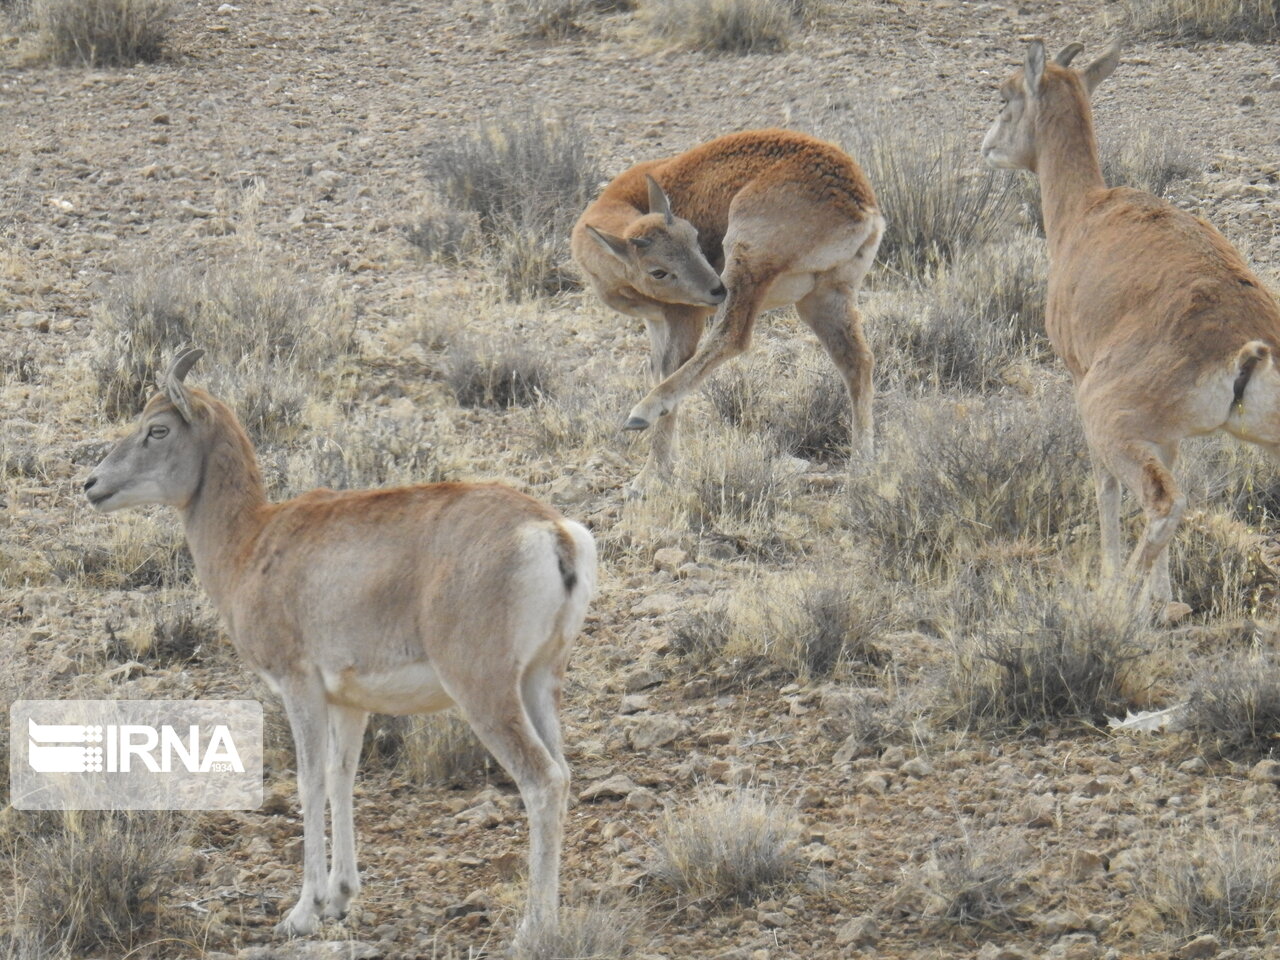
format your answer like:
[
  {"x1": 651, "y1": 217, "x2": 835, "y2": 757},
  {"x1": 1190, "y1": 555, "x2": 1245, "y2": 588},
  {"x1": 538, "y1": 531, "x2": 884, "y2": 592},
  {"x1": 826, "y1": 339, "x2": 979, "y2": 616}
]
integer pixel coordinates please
[
  {"x1": 649, "y1": 269, "x2": 669, "y2": 280},
  {"x1": 147, "y1": 425, "x2": 169, "y2": 440}
]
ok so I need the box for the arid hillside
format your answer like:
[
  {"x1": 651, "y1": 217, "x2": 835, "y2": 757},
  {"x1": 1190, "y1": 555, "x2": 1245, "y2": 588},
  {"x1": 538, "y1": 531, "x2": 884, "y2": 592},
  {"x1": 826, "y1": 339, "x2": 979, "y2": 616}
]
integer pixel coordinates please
[{"x1": 3, "y1": 0, "x2": 1280, "y2": 958}]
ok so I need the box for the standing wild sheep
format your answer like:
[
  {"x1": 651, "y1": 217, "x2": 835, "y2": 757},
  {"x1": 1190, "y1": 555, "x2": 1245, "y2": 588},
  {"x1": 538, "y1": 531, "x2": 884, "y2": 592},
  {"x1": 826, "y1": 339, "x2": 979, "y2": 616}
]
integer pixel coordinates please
[
  {"x1": 572, "y1": 128, "x2": 884, "y2": 492},
  {"x1": 84, "y1": 349, "x2": 597, "y2": 940}
]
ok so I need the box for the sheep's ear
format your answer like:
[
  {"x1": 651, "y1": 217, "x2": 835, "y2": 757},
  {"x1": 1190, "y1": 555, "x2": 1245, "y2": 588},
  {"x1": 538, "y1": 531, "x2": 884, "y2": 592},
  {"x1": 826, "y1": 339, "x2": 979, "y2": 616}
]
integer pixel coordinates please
[
  {"x1": 587, "y1": 225, "x2": 631, "y2": 262},
  {"x1": 646, "y1": 175, "x2": 674, "y2": 226},
  {"x1": 1024, "y1": 40, "x2": 1046, "y2": 98},
  {"x1": 1081, "y1": 40, "x2": 1121, "y2": 95},
  {"x1": 164, "y1": 348, "x2": 204, "y2": 423}
]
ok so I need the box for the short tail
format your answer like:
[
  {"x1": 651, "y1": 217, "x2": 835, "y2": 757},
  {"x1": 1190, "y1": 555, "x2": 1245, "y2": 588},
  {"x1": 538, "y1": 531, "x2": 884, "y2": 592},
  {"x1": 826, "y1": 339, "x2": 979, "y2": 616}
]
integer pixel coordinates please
[{"x1": 1232, "y1": 341, "x2": 1271, "y2": 412}]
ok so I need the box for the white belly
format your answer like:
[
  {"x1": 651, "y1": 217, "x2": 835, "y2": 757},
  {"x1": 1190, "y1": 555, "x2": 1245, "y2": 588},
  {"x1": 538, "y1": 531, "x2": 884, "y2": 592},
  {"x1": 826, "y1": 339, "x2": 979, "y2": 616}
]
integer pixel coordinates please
[
  {"x1": 761, "y1": 273, "x2": 817, "y2": 311},
  {"x1": 321, "y1": 662, "x2": 454, "y2": 715}
]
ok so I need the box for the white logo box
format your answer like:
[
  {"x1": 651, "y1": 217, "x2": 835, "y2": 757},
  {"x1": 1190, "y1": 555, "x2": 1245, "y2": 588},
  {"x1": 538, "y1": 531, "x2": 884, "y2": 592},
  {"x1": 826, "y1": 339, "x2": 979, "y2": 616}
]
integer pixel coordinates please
[{"x1": 11, "y1": 700, "x2": 263, "y2": 811}]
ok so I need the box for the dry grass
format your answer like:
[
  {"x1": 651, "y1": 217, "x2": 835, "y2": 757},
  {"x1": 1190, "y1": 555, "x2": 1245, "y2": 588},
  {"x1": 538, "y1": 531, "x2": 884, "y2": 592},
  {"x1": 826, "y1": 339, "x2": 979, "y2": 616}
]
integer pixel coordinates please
[
  {"x1": 9, "y1": 811, "x2": 191, "y2": 956},
  {"x1": 873, "y1": 236, "x2": 1049, "y2": 392},
  {"x1": 446, "y1": 338, "x2": 554, "y2": 409},
  {"x1": 946, "y1": 588, "x2": 1151, "y2": 732},
  {"x1": 682, "y1": 432, "x2": 792, "y2": 530},
  {"x1": 648, "y1": 787, "x2": 803, "y2": 904},
  {"x1": 896, "y1": 828, "x2": 1031, "y2": 931},
  {"x1": 1122, "y1": 0, "x2": 1279, "y2": 39},
  {"x1": 673, "y1": 567, "x2": 891, "y2": 681},
  {"x1": 846, "y1": 389, "x2": 1092, "y2": 580},
  {"x1": 361, "y1": 713, "x2": 493, "y2": 786},
  {"x1": 1168, "y1": 511, "x2": 1278, "y2": 619},
  {"x1": 512, "y1": 899, "x2": 645, "y2": 960},
  {"x1": 405, "y1": 202, "x2": 481, "y2": 263},
  {"x1": 35, "y1": 0, "x2": 173, "y2": 66},
  {"x1": 104, "y1": 590, "x2": 220, "y2": 665},
  {"x1": 92, "y1": 261, "x2": 355, "y2": 444},
  {"x1": 820, "y1": 112, "x2": 1016, "y2": 279},
  {"x1": 1185, "y1": 652, "x2": 1280, "y2": 759},
  {"x1": 424, "y1": 115, "x2": 602, "y2": 298},
  {"x1": 638, "y1": 0, "x2": 799, "y2": 53},
  {"x1": 1137, "y1": 828, "x2": 1280, "y2": 940}
]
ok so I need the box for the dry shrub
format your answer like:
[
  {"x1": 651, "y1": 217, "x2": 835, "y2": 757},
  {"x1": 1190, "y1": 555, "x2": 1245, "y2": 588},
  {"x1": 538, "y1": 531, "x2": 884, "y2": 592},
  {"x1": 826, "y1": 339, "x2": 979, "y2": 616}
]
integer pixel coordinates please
[
  {"x1": 1137, "y1": 829, "x2": 1280, "y2": 940},
  {"x1": 873, "y1": 236, "x2": 1049, "y2": 392},
  {"x1": 672, "y1": 568, "x2": 891, "y2": 681},
  {"x1": 1179, "y1": 434, "x2": 1280, "y2": 529},
  {"x1": 404, "y1": 203, "x2": 480, "y2": 263},
  {"x1": 895, "y1": 828, "x2": 1031, "y2": 930},
  {"x1": 684, "y1": 432, "x2": 792, "y2": 528},
  {"x1": 639, "y1": 0, "x2": 798, "y2": 53},
  {"x1": 846, "y1": 389, "x2": 1092, "y2": 580},
  {"x1": 1123, "y1": 0, "x2": 1279, "y2": 39},
  {"x1": 71, "y1": 510, "x2": 191, "y2": 590},
  {"x1": 648, "y1": 787, "x2": 803, "y2": 904},
  {"x1": 819, "y1": 111, "x2": 1016, "y2": 279},
  {"x1": 512, "y1": 898, "x2": 645, "y2": 960},
  {"x1": 947, "y1": 588, "x2": 1151, "y2": 731},
  {"x1": 499, "y1": 0, "x2": 601, "y2": 37},
  {"x1": 1168, "y1": 511, "x2": 1278, "y2": 618},
  {"x1": 36, "y1": 0, "x2": 172, "y2": 66},
  {"x1": 446, "y1": 338, "x2": 553, "y2": 408},
  {"x1": 13, "y1": 811, "x2": 190, "y2": 956},
  {"x1": 1185, "y1": 652, "x2": 1280, "y2": 759},
  {"x1": 92, "y1": 261, "x2": 355, "y2": 444},
  {"x1": 425, "y1": 115, "x2": 601, "y2": 298},
  {"x1": 103, "y1": 591, "x2": 219, "y2": 664},
  {"x1": 361, "y1": 714, "x2": 492, "y2": 786},
  {"x1": 281, "y1": 413, "x2": 449, "y2": 495}
]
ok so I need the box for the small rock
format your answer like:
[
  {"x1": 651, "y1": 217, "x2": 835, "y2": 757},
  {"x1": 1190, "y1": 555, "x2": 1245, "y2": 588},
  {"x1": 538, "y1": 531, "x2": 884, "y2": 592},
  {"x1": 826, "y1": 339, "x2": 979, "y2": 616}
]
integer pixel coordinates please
[
  {"x1": 455, "y1": 801, "x2": 502, "y2": 828},
  {"x1": 757, "y1": 910, "x2": 791, "y2": 928},
  {"x1": 1178, "y1": 756, "x2": 1208, "y2": 775},
  {"x1": 976, "y1": 944, "x2": 1033, "y2": 960},
  {"x1": 625, "y1": 788, "x2": 658, "y2": 812},
  {"x1": 631, "y1": 593, "x2": 680, "y2": 618},
  {"x1": 1249, "y1": 758, "x2": 1280, "y2": 783},
  {"x1": 1177, "y1": 933, "x2": 1222, "y2": 959},
  {"x1": 900, "y1": 756, "x2": 934, "y2": 778},
  {"x1": 652, "y1": 547, "x2": 687, "y2": 573},
  {"x1": 1069, "y1": 849, "x2": 1106, "y2": 880},
  {"x1": 879, "y1": 745, "x2": 907, "y2": 769},
  {"x1": 627, "y1": 714, "x2": 688, "y2": 750},
  {"x1": 1038, "y1": 909, "x2": 1084, "y2": 936},
  {"x1": 578, "y1": 774, "x2": 636, "y2": 802},
  {"x1": 620, "y1": 693, "x2": 650, "y2": 714},
  {"x1": 215, "y1": 3, "x2": 239, "y2": 12},
  {"x1": 621, "y1": 664, "x2": 664, "y2": 692},
  {"x1": 835, "y1": 915, "x2": 879, "y2": 947},
  {"x1": 234, "y1": 942, "x2": 381, "y2": 960},
  {"x1": 151, "y1": 113, "x2": 170, "y2": 125},
  {"x1": 807, "y1": 844, "x2": 838, "y2": 865},
  {"x1": 858, "y1": 772, "x2": 890, "y2": 795}
]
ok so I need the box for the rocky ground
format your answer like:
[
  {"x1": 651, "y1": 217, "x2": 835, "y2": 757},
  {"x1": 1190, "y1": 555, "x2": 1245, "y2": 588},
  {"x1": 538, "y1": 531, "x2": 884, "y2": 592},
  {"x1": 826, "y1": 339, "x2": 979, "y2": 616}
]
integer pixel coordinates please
[{"x1": 3, "y1": 1, "x2": 1280, "y2": 959}]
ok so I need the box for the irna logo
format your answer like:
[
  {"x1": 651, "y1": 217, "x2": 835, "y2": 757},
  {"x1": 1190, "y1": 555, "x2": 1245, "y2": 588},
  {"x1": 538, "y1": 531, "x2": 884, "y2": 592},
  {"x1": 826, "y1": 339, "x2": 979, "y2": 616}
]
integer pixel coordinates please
[
  {"x1": 11, "y1": 700, "x2": 263, "y2": 811},
  {"x1": 27, "y1": 719, "x2": 245, "y2": 774}
]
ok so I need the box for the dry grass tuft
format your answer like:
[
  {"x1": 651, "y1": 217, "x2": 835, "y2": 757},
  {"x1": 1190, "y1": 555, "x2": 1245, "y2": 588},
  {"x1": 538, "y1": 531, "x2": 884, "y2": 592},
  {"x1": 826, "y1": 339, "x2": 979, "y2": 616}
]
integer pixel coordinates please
[
  {"x1": 648, "y1": 787, "x2": 803, "y2": 904},
  {"x1": 683, "y1": 432, "x2": 792, "y2": 529},
  {"x1": 361, "y1": 714, "x2": 493, "y2": 786},
  {"x1": 820, "y1": 113, "x2": 1016, "y2": 279},
  {"x1": 35, "y1": 0, "x2": 172, "y2": 65},
  {"x1": 446, "y1": 338, "x2": 554, "y2": 409},
  {"x1": 512, "y1": 898, "x2": 645, "y2": 960},
  {"x1": 672, "y1": 567, "x2": 891, "y2": 682},
  {"x1": 1122, "y1": 0, "x2": 1279, "y2": 39},
  {"x1": 638, "y1": 0, "x2": 800, "y2": 53},
  {"x1": 947, "y1": 588, "x2": 1151, "y2": 731},
  {"x1": 1185, "y1": 652, "x2": 1280, "y2": 759},
  {"x1": 92, "y1": 261, "x2": 354, "y2": 443},
  {"x1": 12, "y1": 811, "x2": 191, "y2": 956},
  {"x1": 896, "y1": 828, "x2": 1031, "y2": 930},
  {"x1": 846, "y1": 389, "x2": 1092, "y2": 580},
  {"x1": 1137, "y1": 829, "x2": 1280, "y2": 940},
  {"x1": 425, "y1": 115, "x2": 601, "y2": 298},
  {"x1": 1168, "y1": 511, "x2": 1278, "y2": 618},
  {"x1": 404, "y1": 203, "x2": 481, "y2": 263}
]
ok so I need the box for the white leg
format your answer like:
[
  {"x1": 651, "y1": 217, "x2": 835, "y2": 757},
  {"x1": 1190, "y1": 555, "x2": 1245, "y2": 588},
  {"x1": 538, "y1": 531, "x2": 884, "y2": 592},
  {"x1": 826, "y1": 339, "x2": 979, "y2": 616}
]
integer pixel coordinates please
[
  {"x1": 1094, "y1": 464, "x2": 1123, "y2": 584},
  {"x1": 323, "y1": 704, "x2": 367, "y2": 920},
  {"x1": 275, "y1": 676, "x2": 329, "y2": 938}
]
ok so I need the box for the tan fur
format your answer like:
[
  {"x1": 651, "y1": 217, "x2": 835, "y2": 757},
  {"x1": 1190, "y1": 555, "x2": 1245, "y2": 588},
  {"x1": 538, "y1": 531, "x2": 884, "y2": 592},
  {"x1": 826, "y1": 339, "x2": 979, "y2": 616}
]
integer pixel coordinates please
[
  {"x1": 571, "y1": 128, "x2": 885, "y2": 490},
  {"x1": 84, "y1": 354, "x2": 596, "y2": 941},
  {"x1": 983, "y1": 41, "x2": 1280, "y2": 608}
]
